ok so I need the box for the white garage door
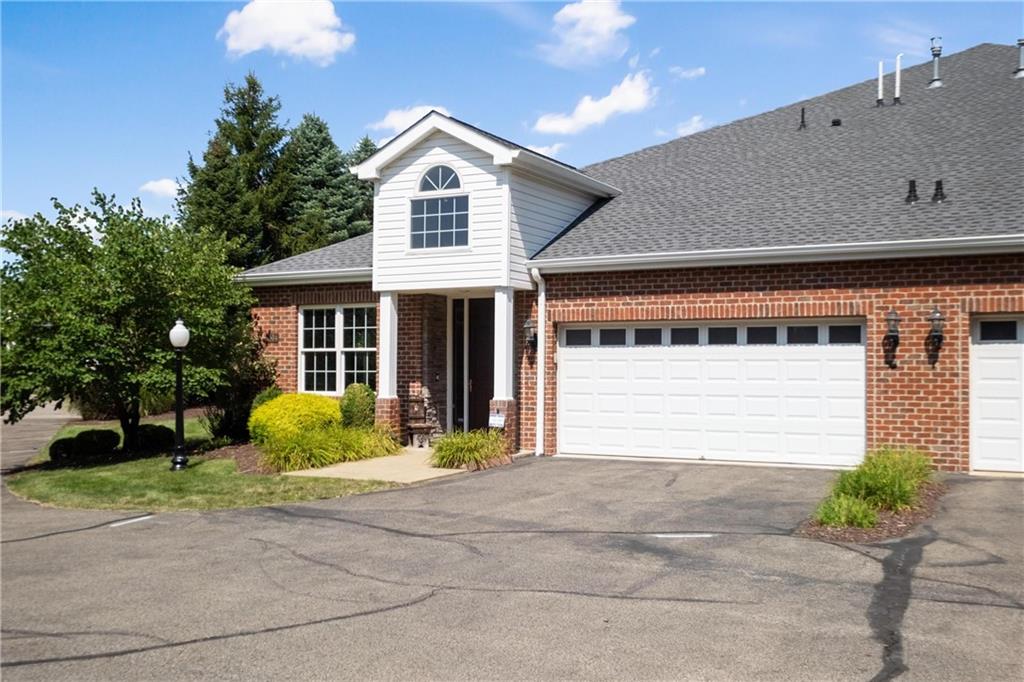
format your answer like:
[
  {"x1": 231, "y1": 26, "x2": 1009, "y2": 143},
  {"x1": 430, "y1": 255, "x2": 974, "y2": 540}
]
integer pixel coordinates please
[
  {"x1": 557, "y1": 321, "x2": 866, "y2": 467},
  {"x1": 971, "y1": 317, "x2": 1024, "y2": 473}
]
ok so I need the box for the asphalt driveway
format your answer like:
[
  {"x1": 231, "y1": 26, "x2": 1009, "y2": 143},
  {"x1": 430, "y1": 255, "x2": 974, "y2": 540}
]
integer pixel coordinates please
[{"x1": 2, "y1": 458, "x2": 1022, "y2": 681}]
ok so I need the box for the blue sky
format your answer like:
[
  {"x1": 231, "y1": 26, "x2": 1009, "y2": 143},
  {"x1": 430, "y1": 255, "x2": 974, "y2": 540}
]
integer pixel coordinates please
[{"x1": 2, "y1": 1, "x2": 1019, "y2": 221}]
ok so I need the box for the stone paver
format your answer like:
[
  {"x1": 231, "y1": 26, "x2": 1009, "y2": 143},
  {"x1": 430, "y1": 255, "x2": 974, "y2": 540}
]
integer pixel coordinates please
[{"x1": 284, "y1": 446, "x2": 464, "y2": 483}]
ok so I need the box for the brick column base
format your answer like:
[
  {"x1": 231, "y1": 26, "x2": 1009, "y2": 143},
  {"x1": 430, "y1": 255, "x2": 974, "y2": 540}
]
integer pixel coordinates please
[
  {"x1": 375, "y1": 397, "x2": 401, "y2": 440},
  {"x1": 488, "y1": 399, "x2": 518, "y2": 455}
]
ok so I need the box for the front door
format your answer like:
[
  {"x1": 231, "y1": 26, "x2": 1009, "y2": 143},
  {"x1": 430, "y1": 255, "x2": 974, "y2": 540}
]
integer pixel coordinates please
[{"x1": 467, "y1": 298, "x2": 494, "y2": 430}]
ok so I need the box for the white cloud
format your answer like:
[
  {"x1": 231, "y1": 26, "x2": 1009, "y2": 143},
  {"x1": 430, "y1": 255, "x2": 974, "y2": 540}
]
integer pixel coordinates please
[
  {"x1": 527, "y1": 142, "x2": 567, "y2": 157},
  {"x1": 628, "y1": 52, "x2": 640, "y2": 69},
  {"x1": 539, "y1": 1, "x2": 636, "y2": 69},
  {"x1": 533, "y1": 71, "x2": 656, "y2": 135},
  {"x1": 675, "y1": 115, "x2": 707, "y2": 137},
  {"x1": 648, "y1": 47, "x2": 661, "y2": 58},
  {"x1": 669, "y1": 65, "x2": 706, "y2": 80},
  {"x1": 2, "y1": 209, "x2": 28, "y2": 222},
  {"x1": 139, "y1": 178, "x2": 179, "y2": 199},
  {"x1": 218, "y1": 0, "x2": 355, "y2": 67},
  {"x1": 871, "y1": 20, "x2": 934, "y2": 58},
  {"x1": 368, "y1": 105, "x2": 451, "y2": 144}
]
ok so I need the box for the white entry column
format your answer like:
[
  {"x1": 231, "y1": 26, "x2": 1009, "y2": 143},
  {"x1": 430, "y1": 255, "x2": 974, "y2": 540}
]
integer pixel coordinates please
[
  {"x1": 378, "y1": 291, "x2": 399, "y2": 399},
  {"x1": 493, "y1": 286, "x2": 515, "y2": 400}
]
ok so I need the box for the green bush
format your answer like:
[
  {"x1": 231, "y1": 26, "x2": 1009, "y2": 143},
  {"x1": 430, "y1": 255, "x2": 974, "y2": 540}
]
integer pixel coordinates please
[
  {"x1": 814, "y1": 494, "x2": 878, "y2": 528},
  {"x1": 340, "y1": 383, "x2": 376, "y2": 428},
  {"x1": 48, "y1": 429, "x2": 121, "y2": 466},
  {"x1": 252, "y1": 386, "x2": 283, "y2": 412},
  {"x1": 48, "y1": 437, "x2": 77, "y2": 465},
  {"x1": 248, "y1": 393, "x2": 342, "y2": 447},
  {"x1": 834, "y1": 446, "x2": 932, "y2": 511},
  {"x1": 137, "y1": 424, "x2": 175, "y2": 452},
  {"x1": 261, "y1": 425, "x2": 401, "y2": 472},
  {"x1": 430, "y1": 429, "x2": 507, "y2": 470}
]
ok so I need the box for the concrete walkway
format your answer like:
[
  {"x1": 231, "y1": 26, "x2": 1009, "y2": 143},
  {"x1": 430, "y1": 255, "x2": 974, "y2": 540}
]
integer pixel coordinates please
[
  {"x1": 0, "y1": 403, "x2": 76, "y2": 474},
  {"x1": 284, "y1": 446, "x2": 464, "y2": 484}
]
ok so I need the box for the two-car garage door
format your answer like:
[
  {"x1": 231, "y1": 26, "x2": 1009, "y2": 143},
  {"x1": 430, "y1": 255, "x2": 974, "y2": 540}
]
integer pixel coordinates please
[{"x1": 557, "y1": 320, "x2": 866, "y2": 467}]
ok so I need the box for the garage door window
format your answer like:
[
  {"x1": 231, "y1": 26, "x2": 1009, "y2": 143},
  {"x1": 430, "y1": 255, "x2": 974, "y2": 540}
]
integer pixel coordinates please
[
  {"x1": 634, "y1": 328, "x2": 663, "y2": 345},
  {"x1": 671, "y1": 328, "x2": 699, "y2": 345},
  {"x1": 565, "y1": 329, "x2": 592, "y2": 346},
  {"x1": 979, "y1": 320, "x2": 1018, "y2": 341},
  {"x1": 747, "y1": 326, "x2": 778, "y2": 345},
  {"x1": 599, "y1": 329, "x2": 627, "y2": 346},
  {"x1": 787, "y1": 325, "x2": 819, "y2": 344},
  {"x1": 828, "y1": 325, "x2": 862, "y2": 344},
  {"x1": 708, "y1": 327, "x2": 738, "y2": 345}
]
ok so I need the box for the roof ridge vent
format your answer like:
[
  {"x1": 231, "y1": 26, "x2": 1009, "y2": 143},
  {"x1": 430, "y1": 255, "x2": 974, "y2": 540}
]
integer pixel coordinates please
[
  {"x1": 1016, "y1": 38, "x2": 1024, "y2": 79},
  {"x1": 928, "y1": 37, "x2": 943, "y2": 88}
]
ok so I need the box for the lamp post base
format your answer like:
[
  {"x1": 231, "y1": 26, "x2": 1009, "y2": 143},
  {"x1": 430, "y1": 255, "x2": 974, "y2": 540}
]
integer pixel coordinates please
[{"x1": 170, "y1": 448, "x2": 188, "y2": 471}]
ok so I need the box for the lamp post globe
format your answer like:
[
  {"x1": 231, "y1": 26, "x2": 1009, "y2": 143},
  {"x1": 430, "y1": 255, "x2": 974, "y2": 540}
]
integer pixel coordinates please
[{"x1": 169, "y1": 319, "x2": 190, "y2": 471}]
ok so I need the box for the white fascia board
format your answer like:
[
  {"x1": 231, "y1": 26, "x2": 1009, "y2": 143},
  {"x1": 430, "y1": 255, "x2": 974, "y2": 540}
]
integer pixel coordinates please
[
  {"x1": 235, "y1": 268, "x2": 373, "y2": 287},
  {"x1": 508, "y1": 150, "x2": 620, "y2": 198},
  {"x1": 530, "y1": 234, "x2": 1024, "y2": 273},
  {"x1": 352, "y1": 113, "x2": 513, "y2": 180}
]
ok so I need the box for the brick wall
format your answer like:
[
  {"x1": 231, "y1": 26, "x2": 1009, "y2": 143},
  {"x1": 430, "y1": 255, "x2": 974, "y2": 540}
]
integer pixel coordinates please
[{"x1": 527, "y1": 254, "x2": 1024, "y2": 471}]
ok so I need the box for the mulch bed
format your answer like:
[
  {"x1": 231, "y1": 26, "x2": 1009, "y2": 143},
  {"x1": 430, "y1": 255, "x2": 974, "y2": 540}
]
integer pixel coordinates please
[
  {"x1": 794, "y1": 480, "x2": 948, "y2": 544},
  {"x1": 203, "y1": 442, "x2": 274, "y2": 475}
]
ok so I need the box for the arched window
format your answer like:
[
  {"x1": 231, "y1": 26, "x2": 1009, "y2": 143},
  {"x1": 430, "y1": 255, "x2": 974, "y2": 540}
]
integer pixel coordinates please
[{"x1": 419, "y1": 165, "x2": 461, "y2": 192}]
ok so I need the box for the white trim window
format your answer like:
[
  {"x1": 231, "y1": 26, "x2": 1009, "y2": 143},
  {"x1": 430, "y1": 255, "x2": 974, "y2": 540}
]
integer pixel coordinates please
[
  {"x1": 412, "y1": 165, "x2": 468, "y2": 249},
  {"x1": 300, "y1": 305, "x2": 377, "y2": 394}
]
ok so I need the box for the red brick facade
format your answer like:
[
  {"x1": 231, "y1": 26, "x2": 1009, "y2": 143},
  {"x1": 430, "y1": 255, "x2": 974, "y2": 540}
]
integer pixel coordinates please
[
  {"x1": 525, "y1": 254, "x2": 1024, "y2": 471},
  {"x1": 250, "y1": 254, "x2": 1023, "y2": 471}
]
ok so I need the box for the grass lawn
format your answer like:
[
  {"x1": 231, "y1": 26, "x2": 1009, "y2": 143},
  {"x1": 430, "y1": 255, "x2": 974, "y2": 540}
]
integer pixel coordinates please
[{"x1": 6, "y1": 456, "x2": 397, "y2": 511}]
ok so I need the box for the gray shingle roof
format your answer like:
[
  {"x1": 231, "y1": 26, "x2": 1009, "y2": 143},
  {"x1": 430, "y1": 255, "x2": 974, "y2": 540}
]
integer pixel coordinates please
[
  {"x1": 240, "y1": 231, "x2": 373, "y2": 277},
  {"x1": 533, "y1": 43, "x2": 1024, "y2": 261}
]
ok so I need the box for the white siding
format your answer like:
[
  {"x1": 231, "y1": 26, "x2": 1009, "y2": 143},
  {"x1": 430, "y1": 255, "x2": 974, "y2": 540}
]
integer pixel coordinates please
[
  {"x1": 372, "y1": 132, "x2": 509, "y2": 291},
  {"x1": 508, "y1": 170, "x2": 593, "y2": 289}
]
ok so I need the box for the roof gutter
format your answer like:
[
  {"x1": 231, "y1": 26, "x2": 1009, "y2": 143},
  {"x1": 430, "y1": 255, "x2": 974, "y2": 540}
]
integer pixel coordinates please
[
  {"x1": 235, "y1": 268, "x2": 373, "y2": 287},
  {"x1": 508, "y1": 150, "x2": 620, "y2": 198},
  {"x1": 530, "y1": 234, "x2": 1024, "y2": 274}
]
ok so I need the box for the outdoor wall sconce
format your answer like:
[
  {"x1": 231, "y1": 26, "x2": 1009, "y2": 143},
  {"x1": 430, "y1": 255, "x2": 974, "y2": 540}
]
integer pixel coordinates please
[
  {"x1": 926, "y1": 306, "x2": 946, "y2": 365},
  {"x1": 523, "y1": 318, "x2": 538, "y2": 353},
  {"x1": 265, "y1": 331, "x2": 280, "y2": 344},
  {"x1": 882, "y1": 308, "x2": 901, "y2": 369}
]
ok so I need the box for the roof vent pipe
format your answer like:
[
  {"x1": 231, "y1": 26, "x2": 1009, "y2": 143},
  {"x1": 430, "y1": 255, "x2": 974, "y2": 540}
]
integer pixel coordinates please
[
  {"x1": 1016, "y1": 38, "x2": 1024, "y2": 79},
  {"x1": 928, "y1": 37, "x2": 943, "y2": 88},
  {"x1": 931, "y1": 180, "x2": 947, "y2": 203},
  {"x1": 894, "y1": 53, "x2": 903, "y2": 104},
  {"x1": 905, "y1": 180, "x2": 919, "y2": 204},
  {"x1": 798, "y1": 107, "x2": 807, "y2": 130},
  {"x1": 876, "y1": 61, "x2": 885, "y2": 106}
]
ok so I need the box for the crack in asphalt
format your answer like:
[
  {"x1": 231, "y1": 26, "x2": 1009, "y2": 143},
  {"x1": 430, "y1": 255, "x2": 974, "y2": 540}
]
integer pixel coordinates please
[
  {"x1": 254, "y1": 537, "x2": 755, "y2": 607},
  {"x1": 0, "y1": 590, "x2": 439, "y2": 668},
  {"x1": 0, "y1": 514, "x2": 153, "y2": 544},
  {"x1": 0, "y1": 628, "x2": 171, "y2": 644},
  {"x1": 866, "y1": 528, "x2": 937, "y2": 682}
]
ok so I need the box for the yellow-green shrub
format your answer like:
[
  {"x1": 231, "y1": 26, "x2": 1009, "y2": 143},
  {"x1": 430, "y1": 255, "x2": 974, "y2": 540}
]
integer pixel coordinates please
[
  {"x1": 430, "y1": 429, "x2": 507, "y2": 470},
  {"x1": 261, "y1": 425, "x2": 401, "y2": 472},
  {"x1": 834, "y1": 445, "x2": 932, "y2": 511},
  {"x1": 248, "y1": 393, "x2": 341, "y2": 447},
  {"x1": 814, "y1": 494, "x2": 878, "y2": 528}
]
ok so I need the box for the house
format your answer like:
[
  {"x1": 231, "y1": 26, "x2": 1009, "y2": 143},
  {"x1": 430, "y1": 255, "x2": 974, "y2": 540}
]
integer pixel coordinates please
[{"x1": 240, "y1": 42, "x2": 1024, "y2": 473}]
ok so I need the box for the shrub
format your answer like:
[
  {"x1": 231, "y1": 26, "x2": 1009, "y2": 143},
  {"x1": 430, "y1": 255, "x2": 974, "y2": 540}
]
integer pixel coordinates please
[
  {"x1": 261, "y1": 425, "x2": 401, "y2": 472},
  {"x1": 814, "y1": 494, "x2": 878, "y2": 528},
  {"x1": 48, "y1": 437, "x2": 77, "y2": 465},
  {"x1": 204, "y1": 322, "x2": 278, "y2": 442},
  {"x1": 340, "y1": 383, "x2": 376, "y2": 428},
  {"x1": 137, "y1": 424, "x2": 175, "y2": 452},
  {"x1": 430, "y1": 429, "x2": 507, "y2": 470},
  {"x1": 834, "y1": 446, "x2": 932, "y2": 511},
  {"x1": 252, "y1": 386, "x2": 283, "y2": 412},
  {"x1": 73, "y1": 429, "x2": 121, "y2": 456},
  {"x1": 140, "y1": 388, "x2": 175, "y2": 417},
  {"x1": 248, "y1": 393, "x2": 341, "y2": 447}
]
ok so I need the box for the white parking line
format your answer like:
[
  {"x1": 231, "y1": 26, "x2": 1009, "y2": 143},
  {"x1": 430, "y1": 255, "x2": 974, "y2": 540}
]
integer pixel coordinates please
[
  {"x1": 650, "y1": 533, "x2": 718, "y2": 539},
  {"x1": 109, "y1": 515, "x2": 154, "y2": 528}
]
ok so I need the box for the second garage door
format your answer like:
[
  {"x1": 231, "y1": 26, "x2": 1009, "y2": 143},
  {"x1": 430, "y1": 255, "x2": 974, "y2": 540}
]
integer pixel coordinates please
[{"x1": 557, "y1": 320, "x2": 866, "y2": 467}]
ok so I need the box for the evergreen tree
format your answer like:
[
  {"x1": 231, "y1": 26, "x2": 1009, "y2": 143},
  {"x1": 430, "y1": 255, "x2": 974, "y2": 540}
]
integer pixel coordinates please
[
  {"x1": 278, "y1": 114, "x2": 351, "y2": 253},
  {"x1": 178, "y1": 73, "x2": 291, "y2": 269},
  {"x1": 342, "y1": 136, "x2": 378, "y2": 237}
]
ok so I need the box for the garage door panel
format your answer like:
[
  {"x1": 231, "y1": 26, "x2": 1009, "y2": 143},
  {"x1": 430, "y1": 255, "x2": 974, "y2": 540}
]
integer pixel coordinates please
[
  {"x1": 558, "y1": 321, "x2": 866, "y2": 466},
  {"x1": 971, "y1": 319, "x2": 1024, "y2": 473}
]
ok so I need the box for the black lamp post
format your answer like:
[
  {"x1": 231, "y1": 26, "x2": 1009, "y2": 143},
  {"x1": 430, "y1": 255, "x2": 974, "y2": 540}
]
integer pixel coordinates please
[{"x1": 169, "y1": 318, "x2": 190, "y2": 471}]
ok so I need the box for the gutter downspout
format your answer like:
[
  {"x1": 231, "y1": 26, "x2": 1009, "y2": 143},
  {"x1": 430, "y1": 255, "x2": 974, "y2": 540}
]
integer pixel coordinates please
[{"x1": 530, "y1": 268, "x2": 546, "y2": 456}]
